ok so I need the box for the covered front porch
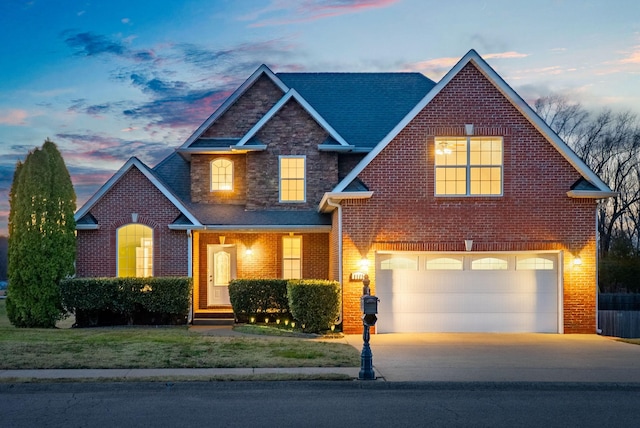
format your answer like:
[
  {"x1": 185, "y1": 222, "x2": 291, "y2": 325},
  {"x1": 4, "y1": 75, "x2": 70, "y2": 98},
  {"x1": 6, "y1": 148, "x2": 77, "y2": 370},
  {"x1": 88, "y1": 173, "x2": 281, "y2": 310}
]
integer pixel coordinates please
[{"x1": 190, "y1": 230, "x2": 331, "y2": 325}]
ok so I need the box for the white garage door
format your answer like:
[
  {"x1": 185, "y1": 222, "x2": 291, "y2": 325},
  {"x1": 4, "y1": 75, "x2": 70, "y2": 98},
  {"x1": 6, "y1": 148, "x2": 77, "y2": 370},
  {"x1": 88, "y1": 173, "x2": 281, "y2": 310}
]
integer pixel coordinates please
[{"x1": 375, "y1": 253, "x2": 560, "y2": 333}]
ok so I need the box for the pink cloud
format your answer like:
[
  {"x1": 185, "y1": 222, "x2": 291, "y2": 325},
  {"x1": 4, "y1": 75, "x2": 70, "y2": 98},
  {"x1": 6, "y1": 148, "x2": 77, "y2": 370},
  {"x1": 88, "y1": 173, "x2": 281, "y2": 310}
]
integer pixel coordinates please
[
  {"x1": 407, "y1": 51, "x2": 530, "y2": 79},
  {"x1": 619, "y1": 46, "x2": 640, "y2": 64},
  {"x1": 244, "y1": 0, "x2": 399, "y2": 27},
  {"x1": 484, "y1": 51, "x2": 529, "y2": 60},
  {"x1": 0, "y1": 109, "x2": 29, "y2": 126},
  {"x1": 404, "y1": 57, "x2": 459, "y2": 79}
]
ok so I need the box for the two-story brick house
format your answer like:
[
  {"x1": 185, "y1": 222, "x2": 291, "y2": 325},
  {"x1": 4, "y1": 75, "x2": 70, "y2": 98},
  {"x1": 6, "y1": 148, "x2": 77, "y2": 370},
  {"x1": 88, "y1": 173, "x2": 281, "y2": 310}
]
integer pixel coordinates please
[{"x1": 75, "y1": 50, "x2": 614, "y2": 334}]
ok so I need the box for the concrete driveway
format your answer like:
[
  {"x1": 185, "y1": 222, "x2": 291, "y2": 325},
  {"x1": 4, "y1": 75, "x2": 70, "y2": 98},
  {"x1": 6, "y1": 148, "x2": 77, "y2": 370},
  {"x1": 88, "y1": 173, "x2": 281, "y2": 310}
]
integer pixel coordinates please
[{"x1": 343, "y1": 333, "x2": 640, "y2": 382}]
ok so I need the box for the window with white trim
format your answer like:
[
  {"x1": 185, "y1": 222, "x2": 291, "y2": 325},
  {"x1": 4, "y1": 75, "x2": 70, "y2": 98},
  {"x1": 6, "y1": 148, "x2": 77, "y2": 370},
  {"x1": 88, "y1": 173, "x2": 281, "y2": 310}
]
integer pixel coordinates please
[
  {"x1": 282, "y1": 235, "x2": 302, "y2": 279},
  {"x1": 426, "y1": 256, "x2": 464, "y2": 270},
  {"x1": 380, "y1": 255, "x2": 419, "y2": 270},
  {"x1": 211, "y1": 158, "x2": 233, "y2": 191},
  {"x1": 471, "y1": 257, "x2": 508, "y2": 270},
  {"x1": 117, "y1": 224, "x2": 153, "y2": 277},
  {"x1": 517, "y1": 256, "x2": 555, "y2": 270},
  {"x1": 279, "y1": 156, "x2": 305, "y2": 202},
  {"x1": 435, "y1": 137, "x2": 503, "y2": 196}
]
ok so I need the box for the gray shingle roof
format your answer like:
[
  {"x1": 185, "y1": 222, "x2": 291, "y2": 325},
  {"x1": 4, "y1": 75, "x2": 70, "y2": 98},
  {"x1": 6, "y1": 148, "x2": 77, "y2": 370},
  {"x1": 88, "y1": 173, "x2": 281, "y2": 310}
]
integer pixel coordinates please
[
  {"x1": 186, "y1": 203, "x2": 331, "y2": 228},
  {"x1": 152, "y1": 152, "x2": 191, "y2": 201},
  {"x1": 277, "y1": 72, "x2": 435, "y2": 149},
  {"x1": 189, "y1": 138, "x2": 241, "y2": 148}
]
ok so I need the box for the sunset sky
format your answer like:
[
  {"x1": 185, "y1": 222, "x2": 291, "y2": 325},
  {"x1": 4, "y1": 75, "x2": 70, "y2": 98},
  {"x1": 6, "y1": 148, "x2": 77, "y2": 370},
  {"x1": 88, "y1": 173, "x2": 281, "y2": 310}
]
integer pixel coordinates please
[{"x1": 1, "y1": 0, "x2": 639, "y2": 235}]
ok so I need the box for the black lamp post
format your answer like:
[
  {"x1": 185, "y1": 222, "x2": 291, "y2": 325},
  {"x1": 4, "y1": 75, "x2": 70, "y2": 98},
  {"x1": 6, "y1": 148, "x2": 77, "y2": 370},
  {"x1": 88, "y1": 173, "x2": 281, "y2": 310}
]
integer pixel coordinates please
[{"x1": 359, "y1": 274, "x2": 378, "y2": 380}]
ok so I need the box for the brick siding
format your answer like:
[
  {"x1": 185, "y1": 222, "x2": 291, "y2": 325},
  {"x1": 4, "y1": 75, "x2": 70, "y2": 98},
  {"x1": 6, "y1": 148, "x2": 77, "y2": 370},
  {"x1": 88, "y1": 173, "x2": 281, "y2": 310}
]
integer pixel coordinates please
[
  {"x1": 76, "y1": 167, "x2": 188, "y2": 277},
  {"x1": 202, "y1": 75, "x2": 284, "y2": 138},
  {"x1": 339, "y1": 62, "x2": 598, "y2": 334},
  {"x1": 245, "y1": 99, "x2": 339, "y2": 209}
]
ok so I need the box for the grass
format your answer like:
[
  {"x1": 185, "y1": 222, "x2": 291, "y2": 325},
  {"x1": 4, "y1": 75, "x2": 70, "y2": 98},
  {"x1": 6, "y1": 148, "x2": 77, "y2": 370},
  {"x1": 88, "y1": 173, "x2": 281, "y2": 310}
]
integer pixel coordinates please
[{"x1": 0, "y1": 300, "x2": 359, "y2": 370}]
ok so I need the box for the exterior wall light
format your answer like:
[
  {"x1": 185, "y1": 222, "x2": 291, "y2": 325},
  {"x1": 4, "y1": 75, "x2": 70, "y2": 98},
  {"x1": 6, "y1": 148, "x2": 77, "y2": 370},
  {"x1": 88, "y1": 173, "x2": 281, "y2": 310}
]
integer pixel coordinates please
[
  {"x1": 359, "y1": 258, "x2": 370, "y2": 272},
  {"x1": 465, "y1": 239, "x2": 473, "y2": 251},
  {"x1": 245, "y1": 248, "x2": 253, "y2": 256},
  {"x1": 573, "y1": 257, "x2": 582, "y2": 266},
  {"x1": 465, "y1": 124, "x2": 474, "y2": 136}
]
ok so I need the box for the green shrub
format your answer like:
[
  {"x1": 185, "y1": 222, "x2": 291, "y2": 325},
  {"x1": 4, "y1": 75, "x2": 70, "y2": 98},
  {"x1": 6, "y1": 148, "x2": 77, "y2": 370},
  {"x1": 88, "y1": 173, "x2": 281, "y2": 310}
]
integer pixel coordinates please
[
  {"x1": 287, "y1": 279, "x2": 340, "y2": 333},
  {"x1": 60, "y1": 277, "x2": 192, "y2": 327},
  {"x1": 228, "y1": 279, "x2": 289, "y2": 322}
]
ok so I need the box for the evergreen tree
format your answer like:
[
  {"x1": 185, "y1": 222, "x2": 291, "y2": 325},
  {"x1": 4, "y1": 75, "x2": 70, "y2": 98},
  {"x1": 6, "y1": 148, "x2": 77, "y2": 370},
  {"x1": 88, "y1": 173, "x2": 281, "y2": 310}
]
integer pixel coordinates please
[
  {"x1": 0, "y1": 236, "x2": 7, "y2": 281},
  {"x1": 7, "y1": 139, "x2": 76, "y2": 327}
]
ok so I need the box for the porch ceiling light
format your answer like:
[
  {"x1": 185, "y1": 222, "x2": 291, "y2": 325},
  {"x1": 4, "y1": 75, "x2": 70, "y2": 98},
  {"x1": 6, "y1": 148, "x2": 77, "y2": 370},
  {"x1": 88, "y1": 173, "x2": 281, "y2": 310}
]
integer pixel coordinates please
[{"x1": 436, "y1": 142, "x2": 452, "y2": 155}]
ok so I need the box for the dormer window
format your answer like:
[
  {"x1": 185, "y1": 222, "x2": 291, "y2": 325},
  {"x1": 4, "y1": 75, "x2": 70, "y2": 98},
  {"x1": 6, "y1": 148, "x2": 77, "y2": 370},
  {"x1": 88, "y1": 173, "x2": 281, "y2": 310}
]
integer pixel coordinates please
[{"x1": 211, "y1": 159, "x2": 233, "y2": 191}]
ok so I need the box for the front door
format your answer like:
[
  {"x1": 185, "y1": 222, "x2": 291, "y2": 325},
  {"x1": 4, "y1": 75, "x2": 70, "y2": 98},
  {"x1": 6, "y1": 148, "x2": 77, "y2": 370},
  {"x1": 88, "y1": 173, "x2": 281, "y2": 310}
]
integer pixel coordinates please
[{"x1": 207, "y1": 244, "x2": 236, "y2": 306}]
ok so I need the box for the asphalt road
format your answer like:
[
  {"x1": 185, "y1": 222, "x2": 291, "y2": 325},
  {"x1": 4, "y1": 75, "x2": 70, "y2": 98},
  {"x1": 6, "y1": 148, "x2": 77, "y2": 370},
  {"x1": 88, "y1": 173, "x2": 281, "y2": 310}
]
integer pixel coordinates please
[{"x1": 2, "y1": 381, "x2": 640, "y2": 427}]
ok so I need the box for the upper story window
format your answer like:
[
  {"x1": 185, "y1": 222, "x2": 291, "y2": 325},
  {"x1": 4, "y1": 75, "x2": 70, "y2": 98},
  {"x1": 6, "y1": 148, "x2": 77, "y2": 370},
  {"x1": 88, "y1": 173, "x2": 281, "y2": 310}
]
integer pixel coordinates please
[
  {"x1": 117, "y1": 224, "x2": 153, "y2": 277},
  {"x1": 211, "y1": 159, "x2": 233, "y2": 191},
  {"x1": 435, "y1": 137, "x2": 503, "y2": 196},
  {"x1": 279, "y1": 156, "x2": 305, "y2": 202}
]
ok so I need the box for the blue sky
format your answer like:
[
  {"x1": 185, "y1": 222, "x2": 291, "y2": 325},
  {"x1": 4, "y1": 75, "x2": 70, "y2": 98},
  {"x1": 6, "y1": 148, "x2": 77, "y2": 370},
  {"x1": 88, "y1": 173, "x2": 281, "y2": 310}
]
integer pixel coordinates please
[{"x1": 1, "y1": 0, "x2": 639, "y2": 235}]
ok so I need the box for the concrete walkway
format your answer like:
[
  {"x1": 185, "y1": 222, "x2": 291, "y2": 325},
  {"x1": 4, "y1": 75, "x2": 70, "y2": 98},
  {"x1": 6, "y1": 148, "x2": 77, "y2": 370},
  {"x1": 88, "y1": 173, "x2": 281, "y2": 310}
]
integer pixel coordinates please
[
  {"x1": 3, "y1": 328, "x2": 640, "y2": 383},
  {"x1": 343, "y1": 333, "x2": 640, "y2": 382}
]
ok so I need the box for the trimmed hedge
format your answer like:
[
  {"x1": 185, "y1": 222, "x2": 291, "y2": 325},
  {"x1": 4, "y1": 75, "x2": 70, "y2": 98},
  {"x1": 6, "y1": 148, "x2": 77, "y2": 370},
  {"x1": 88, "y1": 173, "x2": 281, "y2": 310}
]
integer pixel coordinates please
[
  {"x1": 60, "y1": 277, "x2": 192, "y2": 327},
  {"x1": 287, "y1": 279, "x2": 340, "y2": 333},
  {"x1": 228, "y1": 279, "x2": 289, "y2": 322}
]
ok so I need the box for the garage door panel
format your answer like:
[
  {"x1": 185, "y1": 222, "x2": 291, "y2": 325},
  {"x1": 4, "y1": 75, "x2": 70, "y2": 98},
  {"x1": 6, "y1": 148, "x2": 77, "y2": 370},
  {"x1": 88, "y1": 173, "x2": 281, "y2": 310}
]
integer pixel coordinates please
[
  {"x1": 377, "y1": 312, "x2": 559, "y2": 333},
  {"x1": 378, "y1": 292, "x2": 557, "y2": 315},
  {"x1": 375, "y1": 252, "x2": 560, "y2": 333}
]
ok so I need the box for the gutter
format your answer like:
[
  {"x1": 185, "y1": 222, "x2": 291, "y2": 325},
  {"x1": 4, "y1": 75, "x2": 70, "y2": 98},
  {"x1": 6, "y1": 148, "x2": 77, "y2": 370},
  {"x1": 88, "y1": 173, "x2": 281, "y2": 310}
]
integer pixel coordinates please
[
  {"x1": 326, "y1": 197, "x2": 343, "y2": 327},
  {"x1": 187, "y1": 229, "x2": 193, "y2": 324},
  {"x1": 567, "y1": 190, "x2": 618, "y2": 199}
]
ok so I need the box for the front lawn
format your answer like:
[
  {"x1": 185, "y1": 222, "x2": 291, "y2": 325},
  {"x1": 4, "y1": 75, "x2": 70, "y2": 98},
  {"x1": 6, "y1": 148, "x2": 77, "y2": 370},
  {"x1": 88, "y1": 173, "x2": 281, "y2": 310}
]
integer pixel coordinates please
[{"x1": 0, "y1": 300, "x2": 359, "y2": 369}]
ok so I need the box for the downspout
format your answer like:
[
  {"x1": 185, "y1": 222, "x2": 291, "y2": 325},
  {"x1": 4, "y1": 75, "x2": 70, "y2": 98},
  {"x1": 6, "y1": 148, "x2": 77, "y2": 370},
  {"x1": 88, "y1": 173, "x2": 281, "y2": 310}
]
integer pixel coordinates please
[
  {"x1": 326, "y1": 198, "x2": 343, "y2": 326},
  {"x1": 187, "y1": 229, "x2": 193, "y2": 324},
  {"x1": 595, "y1": 206, "x2": 601, "y2": 334}
]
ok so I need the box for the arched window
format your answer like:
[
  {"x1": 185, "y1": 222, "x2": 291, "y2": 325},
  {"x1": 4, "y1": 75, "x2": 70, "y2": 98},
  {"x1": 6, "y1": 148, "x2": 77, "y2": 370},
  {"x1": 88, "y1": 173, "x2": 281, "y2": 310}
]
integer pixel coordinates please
[
  {"x1": 117, "y1": 224, "x2": 153, "y2": 277},
  {"x1": 211, "y1": 159, "x2": 233, "y2": 191}
]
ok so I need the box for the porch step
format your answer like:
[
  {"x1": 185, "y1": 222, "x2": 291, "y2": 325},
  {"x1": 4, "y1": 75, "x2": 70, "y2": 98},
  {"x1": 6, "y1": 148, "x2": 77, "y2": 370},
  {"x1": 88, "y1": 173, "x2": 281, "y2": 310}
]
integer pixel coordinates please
[
  {"x1": 192, "y1": 310, "x2": 235, "y2": 326},
  {"x1": 192, "y1": 318, "x2": 235, "y2": 326}
]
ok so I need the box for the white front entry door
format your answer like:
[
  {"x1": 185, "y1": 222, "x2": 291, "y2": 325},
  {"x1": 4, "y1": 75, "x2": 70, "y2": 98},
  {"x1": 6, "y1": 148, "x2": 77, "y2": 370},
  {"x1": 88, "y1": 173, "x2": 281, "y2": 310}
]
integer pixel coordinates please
[{"x1": 207, "y1": 245, "x2": 236, "y2": 306}]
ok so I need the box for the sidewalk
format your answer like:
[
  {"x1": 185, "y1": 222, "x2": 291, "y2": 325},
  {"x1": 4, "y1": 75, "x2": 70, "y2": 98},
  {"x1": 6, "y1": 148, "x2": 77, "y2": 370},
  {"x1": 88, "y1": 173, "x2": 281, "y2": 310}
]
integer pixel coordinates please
[{"x1": 0, "y1": 367, "x2": 359, "y2": 380}]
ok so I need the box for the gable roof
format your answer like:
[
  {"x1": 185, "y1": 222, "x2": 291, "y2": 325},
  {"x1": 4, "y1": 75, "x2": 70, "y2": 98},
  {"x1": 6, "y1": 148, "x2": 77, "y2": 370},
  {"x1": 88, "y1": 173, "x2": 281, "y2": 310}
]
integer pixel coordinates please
[
  {"x1": 236, "y1": 88, "x2": 351, "y2": 148},
  {"x1": 277, "y1": 72, "x2": 435, "y2": 150},
  {"x1": 152, "y1": 151, "x2": 191, "y2": 202},
  {"x1": 74, "y1": 157, "x2": 202, "y2": 228},
  {"x1": 177, "y1": 65, "x2": 436, "y2": 153},
  {"x1": 179, "y1": 64, "x2": 288, "y2": 151},
  {"x1": 331, "y1": 49, "x2": 616, "y2": 198}
]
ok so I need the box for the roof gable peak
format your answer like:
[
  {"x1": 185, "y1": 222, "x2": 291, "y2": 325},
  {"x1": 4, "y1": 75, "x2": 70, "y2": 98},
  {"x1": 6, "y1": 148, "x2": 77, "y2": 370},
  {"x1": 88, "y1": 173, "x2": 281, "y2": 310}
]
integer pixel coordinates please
[
  {"x1": 237, "y1": 88, "x2": 350, "y2": 147},
  {"x1": 179, "y1": 64, "x2": 289, "y2": 150},
  {"x1": 330, "y1": 49, "x2": 613, "y2": 197},
  {"x1": 74, "y1": 157, "x2": 201, "y2": 227}
]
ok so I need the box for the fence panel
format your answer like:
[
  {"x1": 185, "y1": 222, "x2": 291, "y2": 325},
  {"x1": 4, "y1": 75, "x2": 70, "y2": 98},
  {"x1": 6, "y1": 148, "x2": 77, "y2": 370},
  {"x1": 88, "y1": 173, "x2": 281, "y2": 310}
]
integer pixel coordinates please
[{"x1": 598, "y1": 310, "x2": 640, "y2": 338}]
